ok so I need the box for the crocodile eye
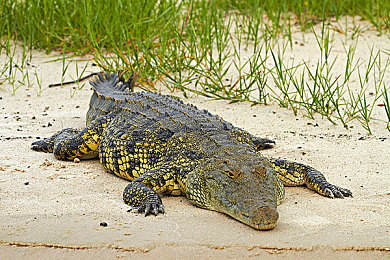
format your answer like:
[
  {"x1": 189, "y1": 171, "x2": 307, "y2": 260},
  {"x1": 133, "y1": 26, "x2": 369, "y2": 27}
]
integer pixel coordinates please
[
  {"x1": 252, "y1": 166, "x2": 267, "y2": 177},
  {"x1": 225, "y1": 170, "x2": 235, "y2": 178},
  {"x1": 224, "y1": 169, "x2": 242, "y2": 179}
]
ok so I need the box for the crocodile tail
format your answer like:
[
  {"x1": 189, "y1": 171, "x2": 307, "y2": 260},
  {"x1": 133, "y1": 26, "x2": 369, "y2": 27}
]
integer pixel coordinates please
[
  {"x1": 87, "y1": 71, "x2": 136, "y2": 125},
  {"x1": 90, "y1": 72, "x2": 126, "y2": 97},
  {"x1": 122, "y1": 70, "x2": 138, "y2": 92}
]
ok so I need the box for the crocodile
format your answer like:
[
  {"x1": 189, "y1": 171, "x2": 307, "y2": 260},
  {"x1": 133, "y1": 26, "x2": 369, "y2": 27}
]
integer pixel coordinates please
[{"x1": 31, "y1": 72, "x2": 352, "y2": 230}]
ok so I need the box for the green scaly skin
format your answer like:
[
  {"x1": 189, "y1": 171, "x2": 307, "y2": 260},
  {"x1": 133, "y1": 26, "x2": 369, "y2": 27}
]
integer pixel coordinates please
[{"x1": 32, "y1": 72, "x2": 352, "y2": 230}]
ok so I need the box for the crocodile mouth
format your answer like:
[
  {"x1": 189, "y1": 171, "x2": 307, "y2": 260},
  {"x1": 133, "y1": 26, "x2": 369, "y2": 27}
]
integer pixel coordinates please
[
  {"x1": 238, "y1": 206, "x2": 279, "y2": 230},
  {"x1": 219, "y1": 202, "x2": 279, "y2": 230},
  {"x1": 252, "y1": 222, "x2": 277, "y2": 230}
]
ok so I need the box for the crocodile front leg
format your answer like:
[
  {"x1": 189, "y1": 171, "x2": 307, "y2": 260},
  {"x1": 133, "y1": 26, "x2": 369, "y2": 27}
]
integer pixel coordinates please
[
  {"x1": 123, "y1": 165, "x2": 178, "y2": 216},
  {"x1": 124, "y1": 182, "x2": 165, "y2": 216},
  {"x1": 268, "y1": 158, "x2": 352, "y2": 198}
]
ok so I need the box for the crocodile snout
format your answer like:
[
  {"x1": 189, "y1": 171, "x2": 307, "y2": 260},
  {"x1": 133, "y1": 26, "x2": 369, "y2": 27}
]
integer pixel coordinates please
[{"x1": 249, "y1": 206, "x2": 279, "y2": 230}]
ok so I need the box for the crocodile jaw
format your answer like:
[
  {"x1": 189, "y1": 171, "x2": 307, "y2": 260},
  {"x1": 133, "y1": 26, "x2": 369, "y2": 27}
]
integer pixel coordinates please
[
  {"x1": 237, "y1": 206, "x2": 279, "y2": 230},
  {"x1": 186, "y1": 155, "x2": 281, "y2": 230},
  {"x1": 210, "y1": 195, "x2": 279, "y2": 230}
]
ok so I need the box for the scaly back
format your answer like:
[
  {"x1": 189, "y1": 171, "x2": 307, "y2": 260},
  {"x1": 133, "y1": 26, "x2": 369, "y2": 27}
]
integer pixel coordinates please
[{"x1": 86, "y1": 73, "x2": 236, "y2": 135}]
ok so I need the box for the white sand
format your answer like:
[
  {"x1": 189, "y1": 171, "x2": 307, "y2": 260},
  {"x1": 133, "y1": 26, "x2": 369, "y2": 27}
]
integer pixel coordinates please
[{"x1": 1, "y1": 20, "x2": 389, "y2": 258}]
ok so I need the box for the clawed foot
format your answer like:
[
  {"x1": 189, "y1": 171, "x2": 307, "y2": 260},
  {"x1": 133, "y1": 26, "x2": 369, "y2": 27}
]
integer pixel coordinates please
[
  {"x1": 123, "y1": 183, "x2": 165, "y2": 216},
  {"x1": 31, "y1": 139, "x2": 53, "y2": 152},
  {"x1": 300, "y1": 166, "x2": 353, "y2": 199},
  {"x1": 31, "y1": 128, "x2": 79, "y2": 153},
  {"x1": 134, "y1": 194, "x2": 165, "y2": 216},
  {"x1": 322, "y1": 184, "x2": 353, "y2": 198}
]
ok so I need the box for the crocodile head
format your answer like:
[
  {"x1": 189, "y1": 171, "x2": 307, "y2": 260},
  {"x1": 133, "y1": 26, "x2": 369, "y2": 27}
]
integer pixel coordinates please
[{"x1": 186, "y1": 148, "x2": 282, "y2": 230}]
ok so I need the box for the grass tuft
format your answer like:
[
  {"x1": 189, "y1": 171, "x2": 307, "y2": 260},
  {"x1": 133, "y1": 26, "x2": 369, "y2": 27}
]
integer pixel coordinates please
[{"x1": 1, "y1": 0, "x2": 390, "y2": 132}]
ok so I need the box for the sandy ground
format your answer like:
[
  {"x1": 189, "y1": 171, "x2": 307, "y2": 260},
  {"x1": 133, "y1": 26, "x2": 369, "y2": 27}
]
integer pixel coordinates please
[{"x1": 1, "y1": 22, "x2": 390, "y2": 259}]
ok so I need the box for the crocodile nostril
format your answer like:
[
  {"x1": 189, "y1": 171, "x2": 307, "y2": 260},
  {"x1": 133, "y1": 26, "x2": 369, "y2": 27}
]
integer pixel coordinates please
[{"x1": 252, "y1": 206, "x2": 279, "y2": 226}]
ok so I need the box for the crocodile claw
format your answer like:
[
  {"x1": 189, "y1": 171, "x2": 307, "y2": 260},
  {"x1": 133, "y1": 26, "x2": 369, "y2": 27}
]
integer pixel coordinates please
[
  {"x1": 136, "y1": 193, "x2": 165, "y2": 216},
  {"x1": 31, "y1": 128, "x2": 79, "y2": 154},
  {"x1": 143, "y1": 202, "x2": 165, "y2": 216},
  {"x1": 31, "y1": 140, "x2": 45, "y2": 151},
  {"x1": 123, "y1": 183, "x2": 165, "y2": 216},
  {"x1": 323, "y1": 185, "x2": 353, "y2": 198},
  {"x1": 31, "y1": 138, "x2": 56, "y2": 152}
]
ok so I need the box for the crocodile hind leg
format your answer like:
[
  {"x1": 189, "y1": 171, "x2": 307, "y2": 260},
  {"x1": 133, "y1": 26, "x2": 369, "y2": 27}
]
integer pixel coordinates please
[
  {"x1": 32, "y1": 128, "x2": 79, "y2": 153},
  {"x1": 268, "y1": 158, "x2": 352, "y2": 198},
  {"x1": 123, "y1": 165, "x2": 179, "y2": 216},
  {"x1": 31, "y1": 114, "x2": 113, "y2": 160}
]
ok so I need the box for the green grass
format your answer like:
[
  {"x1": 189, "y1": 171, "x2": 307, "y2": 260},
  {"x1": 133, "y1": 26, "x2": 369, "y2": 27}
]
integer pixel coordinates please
[{"x1": 1, "y1": 0, "x2": 390, "y2": 133}]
